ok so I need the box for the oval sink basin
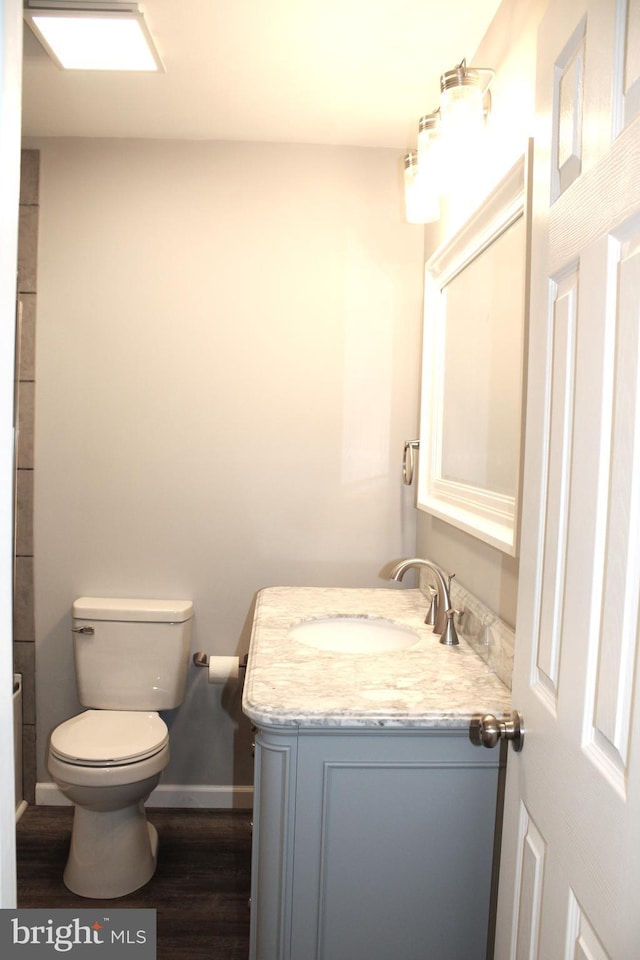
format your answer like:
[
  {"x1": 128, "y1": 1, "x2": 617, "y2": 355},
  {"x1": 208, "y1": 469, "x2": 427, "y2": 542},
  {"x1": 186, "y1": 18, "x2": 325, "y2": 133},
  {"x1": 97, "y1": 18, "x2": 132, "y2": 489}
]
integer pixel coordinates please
[{"x1": 289, "y1": 616, "x2": 420, "y2": 654}]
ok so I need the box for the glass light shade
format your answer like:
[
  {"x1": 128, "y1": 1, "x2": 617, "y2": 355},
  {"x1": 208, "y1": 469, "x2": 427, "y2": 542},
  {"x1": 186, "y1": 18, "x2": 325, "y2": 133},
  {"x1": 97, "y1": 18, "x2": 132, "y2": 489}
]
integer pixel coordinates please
[
  {"x1": 403, "y1": 152, "x2": 440, "y2": 224},
  {"x1": 439, "y1": 60, "x2": 494, "y2": 151},
  {"x1": 417, "y1": 112, "x2": 444, "y2": 197},
  {"x1": 440, "y1": 67, "x2": 485, "y2": 143}
]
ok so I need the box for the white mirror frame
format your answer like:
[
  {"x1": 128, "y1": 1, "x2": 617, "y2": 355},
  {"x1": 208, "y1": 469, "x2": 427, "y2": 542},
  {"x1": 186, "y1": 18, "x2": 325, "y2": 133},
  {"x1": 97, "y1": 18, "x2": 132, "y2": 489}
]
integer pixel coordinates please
[{"x1": 417, "y1": 145, "x2": 532, "y2": 556}]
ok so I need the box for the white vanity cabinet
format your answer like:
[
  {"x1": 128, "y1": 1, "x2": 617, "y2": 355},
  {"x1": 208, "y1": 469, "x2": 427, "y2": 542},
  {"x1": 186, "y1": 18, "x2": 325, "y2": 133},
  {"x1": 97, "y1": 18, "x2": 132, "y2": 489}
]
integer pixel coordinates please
[{"x1": 250, "y1": 724, "x2": 504, "y2": 960}]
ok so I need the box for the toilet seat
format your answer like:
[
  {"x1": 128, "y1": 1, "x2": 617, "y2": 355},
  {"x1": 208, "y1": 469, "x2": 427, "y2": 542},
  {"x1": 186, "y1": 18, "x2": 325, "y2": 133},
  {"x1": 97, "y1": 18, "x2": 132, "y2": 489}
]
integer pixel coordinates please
[{"x1": 50, "y1": 710, "x2": 168, "y2": 766}]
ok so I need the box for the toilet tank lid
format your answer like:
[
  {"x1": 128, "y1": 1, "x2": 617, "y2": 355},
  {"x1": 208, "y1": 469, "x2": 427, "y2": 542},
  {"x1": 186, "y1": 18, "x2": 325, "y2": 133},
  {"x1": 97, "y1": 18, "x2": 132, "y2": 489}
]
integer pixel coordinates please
[{"x1": 73, "y1": 597, "x2": 193, "y2": 623}]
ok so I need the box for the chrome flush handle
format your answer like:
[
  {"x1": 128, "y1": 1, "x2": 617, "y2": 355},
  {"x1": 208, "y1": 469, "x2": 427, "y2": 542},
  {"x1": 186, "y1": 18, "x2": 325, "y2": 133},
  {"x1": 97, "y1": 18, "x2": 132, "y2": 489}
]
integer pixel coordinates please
[{"x1": 72, "y1": 625, "x2": 94, "y2": 636}]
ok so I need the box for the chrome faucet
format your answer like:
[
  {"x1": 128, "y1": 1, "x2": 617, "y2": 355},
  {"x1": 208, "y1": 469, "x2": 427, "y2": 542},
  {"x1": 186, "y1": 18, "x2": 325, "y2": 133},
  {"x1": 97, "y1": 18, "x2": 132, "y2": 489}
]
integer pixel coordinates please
[{"x1": 389, "y1": 557, "x2": 459, "y2": 645}]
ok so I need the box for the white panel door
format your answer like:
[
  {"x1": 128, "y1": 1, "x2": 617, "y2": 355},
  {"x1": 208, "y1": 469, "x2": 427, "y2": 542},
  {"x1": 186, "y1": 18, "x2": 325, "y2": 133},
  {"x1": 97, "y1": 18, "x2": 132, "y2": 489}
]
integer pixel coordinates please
[{"x1": 494, "y1": 0, "x2": 640, "y2": 957}]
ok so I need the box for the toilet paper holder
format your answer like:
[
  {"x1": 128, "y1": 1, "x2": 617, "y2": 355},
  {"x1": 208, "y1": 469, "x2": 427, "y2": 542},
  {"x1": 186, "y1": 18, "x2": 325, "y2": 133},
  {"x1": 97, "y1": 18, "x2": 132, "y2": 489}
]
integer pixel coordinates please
[{"x1": 193, "y1": 652, "x2": 248, "y2": 670}]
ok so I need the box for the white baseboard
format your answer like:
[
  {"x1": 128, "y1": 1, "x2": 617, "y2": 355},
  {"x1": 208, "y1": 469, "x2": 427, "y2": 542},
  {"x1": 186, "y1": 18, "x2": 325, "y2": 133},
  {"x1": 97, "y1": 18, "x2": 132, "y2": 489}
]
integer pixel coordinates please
[
  {"x1": 35, "y1": 784, "x2": 75, "y2": 805},
  {"x1": 36, "y1": 782, "x2": 253, "y2": 810}
]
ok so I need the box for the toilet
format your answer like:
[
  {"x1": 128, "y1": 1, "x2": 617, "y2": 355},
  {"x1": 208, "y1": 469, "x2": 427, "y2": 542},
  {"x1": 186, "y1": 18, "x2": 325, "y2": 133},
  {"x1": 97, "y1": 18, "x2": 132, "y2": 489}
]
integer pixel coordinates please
[{"x1": 47, "y1": 596, "x2": 193, "y2": 899}]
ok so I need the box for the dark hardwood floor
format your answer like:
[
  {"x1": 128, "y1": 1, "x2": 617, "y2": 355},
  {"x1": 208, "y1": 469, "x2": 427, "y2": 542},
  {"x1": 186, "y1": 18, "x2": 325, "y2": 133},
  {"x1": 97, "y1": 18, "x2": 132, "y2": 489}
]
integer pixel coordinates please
[{"x1": 16, "y1": 805, "x2": 252, "y2": 960}]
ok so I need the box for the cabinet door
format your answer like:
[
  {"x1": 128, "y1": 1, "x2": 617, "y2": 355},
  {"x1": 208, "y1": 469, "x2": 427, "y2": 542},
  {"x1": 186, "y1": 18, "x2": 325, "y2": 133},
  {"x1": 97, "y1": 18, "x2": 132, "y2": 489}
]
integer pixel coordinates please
[{"x1": 290, "y1": 731, "x2": 502, "y2": 960}]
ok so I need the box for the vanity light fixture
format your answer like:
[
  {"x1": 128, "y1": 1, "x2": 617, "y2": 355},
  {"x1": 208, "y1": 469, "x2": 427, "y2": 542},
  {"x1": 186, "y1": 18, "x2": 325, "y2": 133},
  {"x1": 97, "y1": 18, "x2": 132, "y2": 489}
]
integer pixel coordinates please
[
  {"x1": 417, "y1": 110, "x2": 442, "y2": 173},
  {"x1": 439, "y1": 58, "x2": 493, "y2": 145},
  {"x1": 403, "y1": 151, "x2": 439, "y2": 225},
  {"x1": 417, "y1": 109, "x2": 444, "y2": 200},
  {"x1": 403, "y1": 113, "x2": 443, "y2": 225},
  {"x1": 403, "y1": 58, "x2": 494, "y2": 224},
  {"x1": 23, "y1": 1, "x2": 164, "y2": 72}
]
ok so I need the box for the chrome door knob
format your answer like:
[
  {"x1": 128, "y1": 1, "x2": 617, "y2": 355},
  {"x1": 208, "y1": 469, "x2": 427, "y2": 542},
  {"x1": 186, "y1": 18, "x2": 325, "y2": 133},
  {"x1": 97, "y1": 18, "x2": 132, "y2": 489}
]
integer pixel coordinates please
[{"x1": 470, "y1": 710, "x2": 524, "y2": 752}]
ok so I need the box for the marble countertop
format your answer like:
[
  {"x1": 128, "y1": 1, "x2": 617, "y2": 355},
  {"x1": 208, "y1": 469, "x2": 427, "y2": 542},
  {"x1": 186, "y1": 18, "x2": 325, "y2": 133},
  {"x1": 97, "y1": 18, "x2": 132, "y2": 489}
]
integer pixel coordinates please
[{"x1": 242, "y1": 586, "x2": 512, "y2": 730}]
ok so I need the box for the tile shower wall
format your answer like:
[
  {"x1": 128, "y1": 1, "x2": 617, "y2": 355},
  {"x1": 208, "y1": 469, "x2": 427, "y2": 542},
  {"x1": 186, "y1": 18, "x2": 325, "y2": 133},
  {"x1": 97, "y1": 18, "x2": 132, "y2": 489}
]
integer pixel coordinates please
[{"x1": 14, "y1": 149, "x2": 39, "y2": 804}]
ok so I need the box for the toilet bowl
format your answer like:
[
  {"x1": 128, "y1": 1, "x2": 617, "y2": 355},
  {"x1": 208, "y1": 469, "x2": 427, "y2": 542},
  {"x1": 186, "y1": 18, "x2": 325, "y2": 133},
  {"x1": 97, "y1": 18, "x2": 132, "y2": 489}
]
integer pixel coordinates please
[
  {"x1": 49, "y1": 711, "x2": 169, "y2": 898},
  {"x1": 47, "y1": 597, "x2": 193, "y2": 899},
  {"x1": 48, "y1": 709, "x2": 170, "y2": 898}
]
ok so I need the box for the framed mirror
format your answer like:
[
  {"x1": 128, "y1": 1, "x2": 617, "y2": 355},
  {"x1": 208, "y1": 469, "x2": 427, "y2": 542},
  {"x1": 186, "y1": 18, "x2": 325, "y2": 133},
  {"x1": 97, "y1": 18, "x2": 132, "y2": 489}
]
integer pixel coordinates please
[{"x1": 417, "y1": 145, "x2": 532, "y2": 555}]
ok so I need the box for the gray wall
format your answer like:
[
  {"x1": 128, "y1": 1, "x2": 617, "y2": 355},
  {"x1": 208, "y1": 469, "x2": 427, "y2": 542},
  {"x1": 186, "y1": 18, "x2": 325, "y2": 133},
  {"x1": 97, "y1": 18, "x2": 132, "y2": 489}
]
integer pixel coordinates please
[
  {"x1": 26, "y1": 0, "x2": 549, "y2": 801},
  {"x1": 27, "y1": 138, "x2": 425, "y2": 798}
]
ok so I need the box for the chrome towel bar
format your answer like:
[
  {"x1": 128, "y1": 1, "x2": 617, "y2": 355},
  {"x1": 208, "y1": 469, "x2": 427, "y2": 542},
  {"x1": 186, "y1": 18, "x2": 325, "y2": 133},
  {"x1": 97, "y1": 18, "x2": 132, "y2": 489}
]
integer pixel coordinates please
[{"x1": 402, "y1": 439, "x2": 420, "y2": 485}]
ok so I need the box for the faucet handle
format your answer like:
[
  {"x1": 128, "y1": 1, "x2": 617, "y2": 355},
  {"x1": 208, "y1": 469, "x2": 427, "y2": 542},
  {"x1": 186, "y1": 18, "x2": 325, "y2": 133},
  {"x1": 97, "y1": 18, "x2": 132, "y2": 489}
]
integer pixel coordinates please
[
  {"x1": 425, "y1": 588, "x2": 438, "y2": 627},
  {"x1": 440, "y1": 608, "x2": 459, "y2": 646}
]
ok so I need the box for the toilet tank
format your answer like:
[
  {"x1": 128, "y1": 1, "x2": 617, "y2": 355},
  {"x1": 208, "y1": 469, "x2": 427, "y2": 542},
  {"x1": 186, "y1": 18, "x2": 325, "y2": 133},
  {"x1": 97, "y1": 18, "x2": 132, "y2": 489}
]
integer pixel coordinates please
[{"x1": 72, "y1": 597, "x2": 193, "y2": 711}]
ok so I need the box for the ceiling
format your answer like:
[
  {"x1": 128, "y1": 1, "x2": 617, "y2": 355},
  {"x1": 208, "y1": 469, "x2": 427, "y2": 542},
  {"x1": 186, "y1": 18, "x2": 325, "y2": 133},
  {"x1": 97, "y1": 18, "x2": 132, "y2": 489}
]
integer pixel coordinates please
[{"x1": 21, "y1": 0, "x2": 501, "y2": 148}]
